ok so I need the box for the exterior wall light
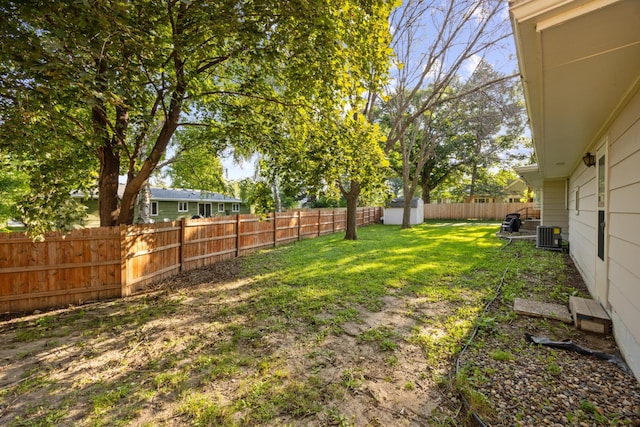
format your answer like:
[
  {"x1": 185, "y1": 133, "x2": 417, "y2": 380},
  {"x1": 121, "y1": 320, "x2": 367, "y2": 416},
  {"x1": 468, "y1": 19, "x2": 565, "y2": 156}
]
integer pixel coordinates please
[{"x1": 582, "y1": 152, "x2": 596, "y2": 167}]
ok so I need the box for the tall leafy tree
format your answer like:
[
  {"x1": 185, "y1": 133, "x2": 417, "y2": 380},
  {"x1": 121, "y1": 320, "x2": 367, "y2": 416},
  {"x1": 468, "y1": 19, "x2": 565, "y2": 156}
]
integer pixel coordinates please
[
  {"x1": 457, "y1": 60, "x2": 526, "y2": 202},
  {"x1": 207, "y1": 0, "x2": 395, "y2": 240},
  {"x1": 0, "y1": 0, "x2": 391, "y2": 234},
  {"x1": 381, "y1": 0, "x2": 519, "y2": 228}
]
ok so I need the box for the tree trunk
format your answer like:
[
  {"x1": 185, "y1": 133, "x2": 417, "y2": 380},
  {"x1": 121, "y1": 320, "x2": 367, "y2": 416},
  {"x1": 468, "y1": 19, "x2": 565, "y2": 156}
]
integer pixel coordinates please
[
  {"x1": 468, "y1": 162, "x2": 478, "y2": 203},
  {"x1": 401, "y1": 168, "x2": 414, "y2": 229},
  {"x1": 97, "y1": 144, "x2": 120, "y2": 227},
  {"x1": 93, "y1": 56, "x2": 121, "y2": 227},
  {"x1": 421, "y1": 179, "x2": 432, "y2": 204},
  {"x1": 343, "y1": 180, "x2": 360, "y2": 241},
  {"x1": 272, "y1": 176, "x2": 282, "y2": 213},
  {"x1": 136, "y1": 182, "x2": 152, "y2": 224},
  {"x1": 117, "y1": 54, "x2": 186, "y2": 224},
  {"x1": 422, "y1": 185, "x2": 431, "y2": 205},
  {"x1": 401, "y1": 196, "x2": 413, "y2": 229}
]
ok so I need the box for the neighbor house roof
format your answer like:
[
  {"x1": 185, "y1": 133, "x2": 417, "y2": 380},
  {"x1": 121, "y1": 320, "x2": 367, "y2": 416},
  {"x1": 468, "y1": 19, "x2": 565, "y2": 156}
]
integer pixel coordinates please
[{"x1": 72, "y1": 184, "x2": 241, "y2": 203}]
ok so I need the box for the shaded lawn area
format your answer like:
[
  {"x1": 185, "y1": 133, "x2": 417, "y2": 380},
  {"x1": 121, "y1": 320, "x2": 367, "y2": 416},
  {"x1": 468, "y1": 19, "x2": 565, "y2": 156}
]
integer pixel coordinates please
[{"x1": 0, "y1": 221, "x2": 571, "y2": 426}]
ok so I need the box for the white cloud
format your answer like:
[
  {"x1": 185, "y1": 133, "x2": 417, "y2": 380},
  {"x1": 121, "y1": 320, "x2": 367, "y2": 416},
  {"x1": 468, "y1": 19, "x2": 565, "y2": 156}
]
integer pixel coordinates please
[{"x1": 460, "y1": 54, "x2": 482, "y2": 80}]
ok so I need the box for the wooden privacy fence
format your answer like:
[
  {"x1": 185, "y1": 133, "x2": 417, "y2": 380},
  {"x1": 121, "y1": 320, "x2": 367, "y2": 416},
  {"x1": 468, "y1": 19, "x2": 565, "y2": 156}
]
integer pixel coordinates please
[
  {"x1": 0, "y1": 207, "x2": 382, "y2": 314},
  {"x1": 423, "y1": 202, "x2": 538, "y2": 220}
]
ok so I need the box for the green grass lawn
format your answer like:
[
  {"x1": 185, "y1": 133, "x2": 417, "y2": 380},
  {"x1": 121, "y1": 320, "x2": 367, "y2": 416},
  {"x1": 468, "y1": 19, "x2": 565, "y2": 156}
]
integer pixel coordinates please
[
  {"x1": 0, "y1": 221, "x2": 575, "y2": 426},
  {"x1": 241, "y1": 221, "x2": 513, "y2": 358}
]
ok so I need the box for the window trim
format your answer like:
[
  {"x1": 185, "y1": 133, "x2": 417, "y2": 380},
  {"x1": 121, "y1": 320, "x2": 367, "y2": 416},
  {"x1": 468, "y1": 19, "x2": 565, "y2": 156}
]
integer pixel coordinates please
[
  {"x1": 232, "y1": 203, "x2": 240, "y2": 213},
  {"x1": 151, "y1": 201, "x2": 159, "y2": 216},
  {"x1": 218, "y1": 203, "x2": 225, "y2": 213},
  {"x1": 178, "y1": 201, "x2": 188, "y2": 212}
]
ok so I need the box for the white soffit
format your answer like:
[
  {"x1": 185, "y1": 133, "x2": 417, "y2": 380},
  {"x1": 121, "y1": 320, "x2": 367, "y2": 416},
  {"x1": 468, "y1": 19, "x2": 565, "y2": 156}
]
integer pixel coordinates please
[{"x1": 511, "y1": 0, "x2": 640, "y2": 179}]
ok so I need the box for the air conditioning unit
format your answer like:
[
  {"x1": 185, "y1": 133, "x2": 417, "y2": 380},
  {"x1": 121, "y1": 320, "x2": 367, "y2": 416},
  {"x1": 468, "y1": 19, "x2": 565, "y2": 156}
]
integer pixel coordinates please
[{"x1": 537, "y1": 226, "x2": 562, "y2": 249}]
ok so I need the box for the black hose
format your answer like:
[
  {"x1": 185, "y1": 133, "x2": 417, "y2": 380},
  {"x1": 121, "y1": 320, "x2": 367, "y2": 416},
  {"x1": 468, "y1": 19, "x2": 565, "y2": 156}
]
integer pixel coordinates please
[{"x1": 454, "y1": 240, "x2": 518, "y2": 426}]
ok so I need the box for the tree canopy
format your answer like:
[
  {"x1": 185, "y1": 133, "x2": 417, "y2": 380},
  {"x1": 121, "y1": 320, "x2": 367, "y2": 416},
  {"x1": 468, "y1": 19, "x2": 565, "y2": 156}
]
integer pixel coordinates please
[
  {"x1": 380, "y1": 0, "x2": 524, "y2": 228},
  {"x1": 1, "y1": 0, "x2": 395, "y2": 236}
]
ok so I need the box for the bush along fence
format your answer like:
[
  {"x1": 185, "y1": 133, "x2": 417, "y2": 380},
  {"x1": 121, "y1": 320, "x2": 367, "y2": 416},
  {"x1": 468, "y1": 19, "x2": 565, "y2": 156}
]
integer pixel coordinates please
[{"x1": 0, "y1": 207, "x2": 382, "y2": 314}]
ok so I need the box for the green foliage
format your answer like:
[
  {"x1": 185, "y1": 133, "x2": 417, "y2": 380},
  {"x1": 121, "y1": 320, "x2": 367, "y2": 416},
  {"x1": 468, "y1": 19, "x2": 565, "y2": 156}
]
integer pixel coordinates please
[
  {"x1": 489, "y1": 350, "x2": 514, "y2": 361},
  {"x1": 1, "y1": 0, "x2": 395, "y2": 231},
  {"x1": 0, "y1": 152, "x2": 28, "y2": 228},
  {"x1": 164, "y1": 129, "x2": 228, "y2": 193},
  {"x1": 237, "y1": 179, "x2": 275, "y2": 215}
]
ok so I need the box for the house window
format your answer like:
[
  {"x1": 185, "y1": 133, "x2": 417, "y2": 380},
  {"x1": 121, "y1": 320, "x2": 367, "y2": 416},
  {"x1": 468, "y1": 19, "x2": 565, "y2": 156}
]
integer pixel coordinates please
[
  {"x1": 198, "y1": 203, "x2": 212, "y2": 217},
  {"x1": 232, "y1": 203, "x2": 240, "y2": 213},
  {"x1": 151, "y1": 201, "x2": 159, "y2": 216},
  {"x1": 178, "y1": 201, "x2": 188, "y2": 212},
  {"x1": 218, "y1": 203, "x2": 225, "y2": 213}
]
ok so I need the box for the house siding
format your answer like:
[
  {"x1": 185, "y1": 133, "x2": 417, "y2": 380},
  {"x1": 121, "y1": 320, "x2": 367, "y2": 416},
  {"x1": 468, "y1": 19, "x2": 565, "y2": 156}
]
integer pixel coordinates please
[
  {"x1": 83, "y1": 199, "x2": 101, "y2": 228},
  {"x1": 568, "y1": 87, "x2": 640, "y2": 381},
  {"x1": 541, "y1": 179, "x2": 569, "y2": 239},
  {"x1": 153, "y1": 201, "x2": 198, "y2": 221},
  {"x1": 568, "y1": 164, "x2": 597, "y2": 295},
  {"x1": 79, "y1": 195, "x2": 249, "y2": 226},
  {"x1": 607, "y1": 87, "x2": 640, "y2": 378},
  {"x1": 149, "y1": 201, "x2": 250, "y2": 221}
]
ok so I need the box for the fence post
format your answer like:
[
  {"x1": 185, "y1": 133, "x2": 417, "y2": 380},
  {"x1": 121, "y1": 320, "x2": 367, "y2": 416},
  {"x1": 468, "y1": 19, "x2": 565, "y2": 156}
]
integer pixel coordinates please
[
  {"x1": 332, "y1": 209, "x2": 335, "y2": 234},
  {"x1": 273, "y1": 212, "x2": 277, "y2": 247},
  {"x1": 297, "y1": 210, "x2": 302, "y2": 241},
  {"x1": 179, "y1": 219, "x2": 186, "y2": 272},
  {"x1": 236, "y1": 214, "x2": 241, "y2": 258},
  {"x1": 119, "y1": 224, "x2": 129, "y2": 297},
  {"x1": 318, "y1": 209, "x2": 321, "y2": 237}
]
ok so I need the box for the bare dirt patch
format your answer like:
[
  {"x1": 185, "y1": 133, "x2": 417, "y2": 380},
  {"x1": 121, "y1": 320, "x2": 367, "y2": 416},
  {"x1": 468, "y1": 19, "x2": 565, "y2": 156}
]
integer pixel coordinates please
[{"x1": 0, "y1": 257, "x2": 453, "y2": 426}]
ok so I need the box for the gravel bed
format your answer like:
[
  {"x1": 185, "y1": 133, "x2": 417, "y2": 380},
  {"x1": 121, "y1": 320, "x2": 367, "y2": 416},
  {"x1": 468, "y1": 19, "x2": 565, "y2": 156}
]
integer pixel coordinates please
[
  {"x1": 457, "y1": 253, "x2": 640, "y2": 426},
  {"x1": 460, "y1": 329, "x2": 640, "y2": 426}
]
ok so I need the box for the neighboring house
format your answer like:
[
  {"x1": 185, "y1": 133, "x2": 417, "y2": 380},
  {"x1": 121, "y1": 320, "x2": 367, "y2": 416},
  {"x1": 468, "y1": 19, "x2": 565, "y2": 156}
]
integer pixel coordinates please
[
  {"x1": 74, "y1": 185, "x2": 247, "y2": 227},
  {"x1": 510, "y1": 0, "x2": 640, "y2": 380},
  {"x1": 468, "y1": 179, "x2": 527, "y2": 203},
  {"x1": 433, "y1": 178, "x2": 530, "y2": 204},
  {"x1": 383, "y1": 198, "x2": 424, "y2": 225},
  {"x1": 503, "y1": 178, "x2": 531, "y2": 203}
]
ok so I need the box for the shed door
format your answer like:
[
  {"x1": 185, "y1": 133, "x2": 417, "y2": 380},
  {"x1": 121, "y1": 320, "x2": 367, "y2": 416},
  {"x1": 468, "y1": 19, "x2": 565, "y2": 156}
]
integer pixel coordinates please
[{"x1": 595, "y1": 142, "x2": 609, "y2": 305}]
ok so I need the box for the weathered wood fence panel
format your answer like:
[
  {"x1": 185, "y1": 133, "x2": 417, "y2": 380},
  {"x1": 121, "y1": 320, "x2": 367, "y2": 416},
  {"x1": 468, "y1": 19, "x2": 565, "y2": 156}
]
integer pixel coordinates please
[
  {"x1": 0, "y1": 227, "x2": 121, "y2": 313},
  {"x1": 423, "y1": 203, "x2": 537, "y2": 220},
  {"x1": 182, "y1": 216, "x2": 237, "y2": 271},
  {"x1": 275, "y1": 212, "x2": 300, "y2": 246},
  {"x1": 237, "y1": 214, "x2": 276, "y2": 256},
  {"x1": 334, "y1": 210, "x2": 347, "y2": 232},
  {"x1": 121, "y1": 222, "x2": 182, "y2": 296},
  {"x1": 0, "y1": 207, "x2": 382, "y2": 314}
]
